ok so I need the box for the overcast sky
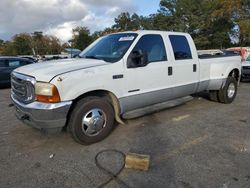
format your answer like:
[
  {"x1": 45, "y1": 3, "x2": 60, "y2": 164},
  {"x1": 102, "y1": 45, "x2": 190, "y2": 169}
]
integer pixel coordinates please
[{"x1": 0, "y1": 0, "x2": 160, "y2": 42}]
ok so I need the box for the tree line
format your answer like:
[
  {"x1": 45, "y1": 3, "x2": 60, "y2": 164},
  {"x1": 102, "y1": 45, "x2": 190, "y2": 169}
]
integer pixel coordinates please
[{"x1": 0, "y1": 0, "x2": 249, "y2": 56}]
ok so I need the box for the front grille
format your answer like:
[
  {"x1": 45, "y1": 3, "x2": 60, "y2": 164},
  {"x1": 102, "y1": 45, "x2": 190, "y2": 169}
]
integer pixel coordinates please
[
  {"x1": 11, "y1": 72, "x2": 35, "y2": 104},
  {"x1": 242, "y1": 66, "x2": 250, "y2": 70}
]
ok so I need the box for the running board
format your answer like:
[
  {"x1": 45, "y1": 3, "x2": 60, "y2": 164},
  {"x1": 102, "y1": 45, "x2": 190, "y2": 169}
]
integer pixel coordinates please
[{"x1": 122, "y1": 96, "x2": 193, "y2": 119}]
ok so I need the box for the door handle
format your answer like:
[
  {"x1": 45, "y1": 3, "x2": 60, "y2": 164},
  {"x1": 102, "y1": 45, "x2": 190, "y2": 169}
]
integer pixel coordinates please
[
  {"x1": 193, "y1": 64, "x2": 197, "y2": 72},
  {"x1": 168, "y1": 66, "x2": 173, "y2": 76}
]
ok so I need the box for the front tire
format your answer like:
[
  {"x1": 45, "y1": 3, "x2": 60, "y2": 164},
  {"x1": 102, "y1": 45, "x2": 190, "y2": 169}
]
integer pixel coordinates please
[
  {"x1": 218, "y1": 76, "x2": 237, "y2": 104},
  {"x1": 69, "y1": 96, "x2": 115, "y2": 145}
]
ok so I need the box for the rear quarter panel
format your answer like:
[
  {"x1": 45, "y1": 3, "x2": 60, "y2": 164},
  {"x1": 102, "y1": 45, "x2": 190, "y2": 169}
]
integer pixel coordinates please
[{"x1": 200, "y1": 56, "x2": 241, "y2": 90}]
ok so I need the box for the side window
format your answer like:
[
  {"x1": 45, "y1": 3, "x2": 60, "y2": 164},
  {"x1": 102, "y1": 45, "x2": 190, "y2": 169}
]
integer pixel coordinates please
[
  {"x1": 169, "y1": 35, "x2": 192, "y2": 60},
  {"x1": 0, "y1": 60, "x2": 7, "y2": 67},
  {"x1": 132, "y1": 34, "x2": 167, "y2": 63},
  {"x1": 8, "y1": 60, "x2": 21, "y2": 67}
]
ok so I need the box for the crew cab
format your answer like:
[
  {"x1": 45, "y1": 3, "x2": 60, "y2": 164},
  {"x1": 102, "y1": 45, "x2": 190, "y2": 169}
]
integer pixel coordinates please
[{"x1": 11, "y1": 30, "x2": 241, "y2": 144}]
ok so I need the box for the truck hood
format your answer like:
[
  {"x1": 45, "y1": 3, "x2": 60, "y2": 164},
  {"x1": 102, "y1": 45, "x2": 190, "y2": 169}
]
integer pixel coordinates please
[{"x1": 14, "y1": 58, "x2": 109, "y2": 82}]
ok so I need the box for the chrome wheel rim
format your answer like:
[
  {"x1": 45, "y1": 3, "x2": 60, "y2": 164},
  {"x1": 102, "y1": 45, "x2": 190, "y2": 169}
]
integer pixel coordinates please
[
  {"x1": 81, "y1": 108, "x2": 106, "y2": 136},
  {"x1": 227, "y1": 83, "x2": 235, "y2": 98}
]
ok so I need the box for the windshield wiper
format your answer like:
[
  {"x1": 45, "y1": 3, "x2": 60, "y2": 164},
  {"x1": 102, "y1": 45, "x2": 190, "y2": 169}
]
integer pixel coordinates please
[
  {"x1": 85, "y1": 55, "x2": 100, "y2": 60},
  {"x1": 84, "y1": 55, "x2": 110, "y2": 63}
]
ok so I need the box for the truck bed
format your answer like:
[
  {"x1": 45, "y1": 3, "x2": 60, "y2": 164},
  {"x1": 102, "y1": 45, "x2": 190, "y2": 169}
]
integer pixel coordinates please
[{"x1": 198, "y1": 54, "x2": 240, "y2": 59}]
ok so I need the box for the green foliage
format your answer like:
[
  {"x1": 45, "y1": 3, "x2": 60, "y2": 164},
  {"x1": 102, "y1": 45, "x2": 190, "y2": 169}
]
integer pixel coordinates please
[
  {"x1": 72, "y1": 27, "x2": 93, "y2": 50},
  {"x1": 157, "y1": 0, "x2": 250, "y2": 49},
  {"x1": 0, "y1": 32, "x2": 62, "y2": 56},
  {"x1": 112, "y1": 12, "x2": 139, "y2": 30},
  {"x1": 102, "y1": 0, "x2": 246, "y2": 49},
  {"x1": 238, "y1": 19, "x2": 250, "y2": 46},
  {"x1": 0, "y1": 39, "x2": 4, "y2": 54},
  {"x1": 1, "y1": 41, "x2": 15, "y2": 55},
  {"x1": 150, "y1": 13, "x2": 175, "y2": 31},
  {"x1": 12, "y1": 33, "x2": 33, "y2": 55}
]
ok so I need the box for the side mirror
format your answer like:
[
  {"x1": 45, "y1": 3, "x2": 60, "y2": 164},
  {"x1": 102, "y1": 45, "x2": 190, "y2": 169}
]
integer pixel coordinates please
[{"x1": 127, "y1": 49, "x2": 148, "y2": 68}]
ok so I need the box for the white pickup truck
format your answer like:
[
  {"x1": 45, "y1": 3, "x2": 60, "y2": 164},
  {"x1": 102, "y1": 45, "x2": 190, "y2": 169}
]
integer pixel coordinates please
[{"x1": 11, "y1": 30, "x2": 241, "y2": 144}]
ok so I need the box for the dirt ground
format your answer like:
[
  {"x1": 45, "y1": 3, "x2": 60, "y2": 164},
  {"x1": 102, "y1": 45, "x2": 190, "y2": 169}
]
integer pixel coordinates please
[{"x1": 0, "y1": 82, "x2": 250, "y2": 188}]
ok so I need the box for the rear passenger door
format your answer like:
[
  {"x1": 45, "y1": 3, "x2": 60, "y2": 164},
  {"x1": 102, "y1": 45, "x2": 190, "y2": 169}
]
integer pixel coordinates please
[{"x1": 169, "y1": 35, "x2": 199, "y2": 98}]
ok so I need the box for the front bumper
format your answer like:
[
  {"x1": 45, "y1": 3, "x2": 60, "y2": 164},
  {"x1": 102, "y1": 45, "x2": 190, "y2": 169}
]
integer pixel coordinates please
[{"x1": 11, "y1": 95, "x2": 72, "y2": 131}]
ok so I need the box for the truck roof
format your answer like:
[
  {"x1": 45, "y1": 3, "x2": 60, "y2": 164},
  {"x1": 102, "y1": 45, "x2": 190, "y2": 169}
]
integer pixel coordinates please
[{"x1": 116, "y1": 30, "x2": 189, "y2": 36}]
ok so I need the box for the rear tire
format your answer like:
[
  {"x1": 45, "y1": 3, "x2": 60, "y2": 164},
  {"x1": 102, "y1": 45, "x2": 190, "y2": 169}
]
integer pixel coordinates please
[
  {"x1": 218, "y1": 77, "x2": 237, "y2": 104},
  {"x1": 69, "y1": 96, "x2": 115, "y2": 145}
]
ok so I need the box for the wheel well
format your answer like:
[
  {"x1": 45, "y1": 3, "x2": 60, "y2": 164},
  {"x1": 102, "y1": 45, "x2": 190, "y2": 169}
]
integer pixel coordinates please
[
  {"x1": 229, "y1": 69, "x2": 240, "y2": 81},
  {"x1": 65, "y1": 90, "x2": 124, "y2": 129}
]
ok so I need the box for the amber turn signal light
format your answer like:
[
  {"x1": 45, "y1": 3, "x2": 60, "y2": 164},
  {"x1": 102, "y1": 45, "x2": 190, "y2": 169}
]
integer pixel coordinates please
[{"x1": 36, "y1": 85, "x2": 61, "y2": 103}]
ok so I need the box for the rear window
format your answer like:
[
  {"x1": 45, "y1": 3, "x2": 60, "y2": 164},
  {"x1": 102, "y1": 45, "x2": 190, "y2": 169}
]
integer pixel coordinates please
[{"x1": 169, "y1": 35, "x2": 192, "y2": 60}]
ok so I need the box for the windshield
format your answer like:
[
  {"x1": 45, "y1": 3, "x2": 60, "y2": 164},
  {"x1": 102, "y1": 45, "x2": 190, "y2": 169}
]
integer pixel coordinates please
[{"x1": 79, "y1": 33, "x2": 138, "y2": 63}]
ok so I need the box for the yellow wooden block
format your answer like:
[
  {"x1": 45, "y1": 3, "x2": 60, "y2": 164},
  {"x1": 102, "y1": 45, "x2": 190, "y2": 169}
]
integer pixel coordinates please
[{"x1": 125, "y1": 153, "x2": 150, "y2": 171}]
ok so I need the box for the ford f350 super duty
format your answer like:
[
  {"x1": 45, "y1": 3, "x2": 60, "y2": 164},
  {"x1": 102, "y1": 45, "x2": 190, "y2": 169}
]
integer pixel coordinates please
[{"x1": 11, "y1": 30, "x2": 241, "y2": 144}]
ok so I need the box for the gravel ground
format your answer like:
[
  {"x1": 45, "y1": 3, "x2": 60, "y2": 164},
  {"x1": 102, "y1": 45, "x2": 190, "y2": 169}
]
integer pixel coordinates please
[{"x1": 0, "y1": 82, "x2": 250, "y2": 188}]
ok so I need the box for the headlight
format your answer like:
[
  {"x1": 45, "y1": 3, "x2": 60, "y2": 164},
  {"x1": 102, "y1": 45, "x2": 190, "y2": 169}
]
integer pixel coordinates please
[{"x1": 35, "y1": 82, "x2": 61, "y2": 103}]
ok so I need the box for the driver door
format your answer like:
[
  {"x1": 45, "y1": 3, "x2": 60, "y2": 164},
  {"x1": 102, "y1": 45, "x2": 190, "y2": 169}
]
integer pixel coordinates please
[{"x1": 121, "y1": 34, "x2": 173, "y2": 112}]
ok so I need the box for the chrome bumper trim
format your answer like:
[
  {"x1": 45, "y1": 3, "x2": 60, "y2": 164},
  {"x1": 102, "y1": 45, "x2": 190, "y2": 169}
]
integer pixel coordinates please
[
  {"x1": 11, "y1": 95, "x2": 72, "y2": 130},
  {"x1": 12, "y1": 94, "x2": 72, "y2": 110}
]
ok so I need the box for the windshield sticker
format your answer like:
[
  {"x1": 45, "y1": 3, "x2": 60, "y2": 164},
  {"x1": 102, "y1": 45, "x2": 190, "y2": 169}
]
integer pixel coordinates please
[{"x1": 119, "y1": 36, "x2": 135, "y2": 41}]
